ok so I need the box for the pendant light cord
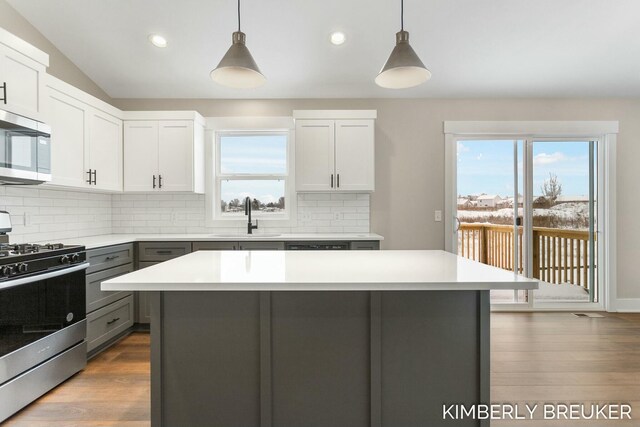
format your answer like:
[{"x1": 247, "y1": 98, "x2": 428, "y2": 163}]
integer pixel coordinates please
[
  {"x1": 238, "y1": 0, "x2": 241, "y2": 32},
  {"x1": 401, "y1": 0, "x2": 404, "y2": 30}
]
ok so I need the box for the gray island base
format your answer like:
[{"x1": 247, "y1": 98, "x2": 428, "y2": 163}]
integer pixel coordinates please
[
  {"x1": 150, "y1": 290, "x2": 488, "y2": 427},
  {"x1": 102, "y1": 250, "x2": 538, "y2": 427}
]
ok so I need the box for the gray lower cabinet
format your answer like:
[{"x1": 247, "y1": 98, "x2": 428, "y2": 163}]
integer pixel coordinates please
[
  {"x1": 193, "y1": 241, "x2": 285, "y2": 251},
  {"x1": 138, "y1": 241, "x2": 192, "y2": 262},
  {"x1": 192, "y1": 241, "x2": 237, "y2": 251},
  {"x1": 85, "y1": 243, "x2": 135, "y2": 356},
  {"x1": 136, "y1": 242, "x2": 193, "y2": 324},
  {"x1": 86, "y1": 294, "x2": 134, "y2": 353},
  {"x1": 350, "y1": 240, "x2": 380, "y2": 250},
  {"x1": 238, "y1": 241, "x2": 285, "y2": 250}
]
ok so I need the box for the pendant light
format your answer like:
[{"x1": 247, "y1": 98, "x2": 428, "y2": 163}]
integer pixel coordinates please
[
  {"x1": 375, "y1": 0, "x2": 431, "y2": 89},
  {"x1": 210, "y1": 0, "x2": 265, "y2": 88}
]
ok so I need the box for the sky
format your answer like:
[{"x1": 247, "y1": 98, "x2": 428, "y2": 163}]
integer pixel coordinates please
[
  {"x1": 219, "y1": 134, "x2": 287, "y2": 206},
  {"x1": 457, "y1": 140, "x2": 594, "y2": 197}
]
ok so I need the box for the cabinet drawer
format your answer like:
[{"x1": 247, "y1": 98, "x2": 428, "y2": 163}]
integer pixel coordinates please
[
  {"x1": 193, "y1": 241, "x2": 237, "y2": 251},
  {"x1": 86, "y1": 244, "x2": 134, "y2": 274},
  {"x1": 137, "y1": 261, "x2": 159, "y2": 270},
  {"x1": 86, "y1": 264, "x2": 133, "y2": 313},
  {"x1": 238, "y1": 241, "x2": 285, "y2": 250},
  {"x1": 350, "y1": 241, "x2": 380, "y2": 250},
  {"x1": 86, "y1": 295, "x2": 134, "y2": 352},
  {"x1": 138, "y1": 242, "x2": 191, "y2": 262}
]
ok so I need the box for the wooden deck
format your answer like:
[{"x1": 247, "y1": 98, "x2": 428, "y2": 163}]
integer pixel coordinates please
[{"x1": 4, "y1": 312, "x2": 640, "y2": 426}]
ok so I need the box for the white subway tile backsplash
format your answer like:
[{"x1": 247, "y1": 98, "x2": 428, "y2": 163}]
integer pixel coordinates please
[{"x1": 1, "y1": 188, "x2": 370, "y2": 241}]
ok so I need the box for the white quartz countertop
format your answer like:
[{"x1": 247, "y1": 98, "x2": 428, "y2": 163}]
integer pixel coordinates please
[
  {"x1": 103, "y1": 250, "x2": 538, "y2": 292},
  {"x1": 44, "y1": 233, "x2": 383, "y2": 250}
]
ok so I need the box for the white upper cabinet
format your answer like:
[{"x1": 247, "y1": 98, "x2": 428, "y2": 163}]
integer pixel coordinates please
[
  {"x1": 334, "y1": 120, "x2": 375, "y2": 191},
  {"x1": 123, "y1": 112, "x2": 205, "y2": 193},
  {"x1": 47, "y1": 88, "x2": 87, "y2": 188},
  {"x1": 295, "y1": 120, "x2": 335, "y2": 192},
  {"x1": 294, "y1": 111, "x2": 376, "y2": 192},
  {"x1": 88, "y1": 109, "x2": 122, "y2": 191},
  {"x1": 158, "y1": 121, "x2": 195, "y2": 192},
  {"x1": 0, "y1": 28, "x2": 48, "y2": 121},
  {"x1": 123, "y1": 121, "x2": 158, "y2": 191},
  {"x1": 45, "y1": 75, "x2": 123, "y2": 192}
]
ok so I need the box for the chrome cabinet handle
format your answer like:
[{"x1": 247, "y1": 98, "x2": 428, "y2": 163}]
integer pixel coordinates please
[
  {"x1": 86, "y1": 169, "x2": 93, "y2": 184},
  {"x1": 158, "y1": 174, "x2": 163, "y2": 189},
  {"x1": 92, "y1": 169, "x2": 97, "y2": 185},
  {"x1": 330, "y1": 174, "x2": 334, "y2": 188},
  {"x1": 1, "y1": 82, "x2": 6, "y2": 105},
  {"x1": 105, "y1": 255, "x2": 120, "y2": 261},
  {"x1": 156, "y1": 250, "x2": 172, "y2": 255},
  {"x1": 153, "y1": 175, "x2": 156, "y2": 189},
  {"x1": 106, "y1": 317, "x2": 120, "y2": 325},
  {"x1": 337, "y1": 174, "x2": 340, "y2": 188}
]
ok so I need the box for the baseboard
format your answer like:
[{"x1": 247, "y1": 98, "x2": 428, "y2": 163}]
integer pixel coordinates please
[{"x1": 613, "y1": 298, "x2": 640, "y2": 312}]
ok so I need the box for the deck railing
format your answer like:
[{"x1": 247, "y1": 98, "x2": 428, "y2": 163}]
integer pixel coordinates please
[{"x1": 458, "y1": 223, "x2": 596, "y2": 291}]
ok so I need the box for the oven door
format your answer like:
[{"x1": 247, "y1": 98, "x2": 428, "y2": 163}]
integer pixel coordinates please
[{"x1": 0, "y1": 262, "x2": 88, "y2": 384}]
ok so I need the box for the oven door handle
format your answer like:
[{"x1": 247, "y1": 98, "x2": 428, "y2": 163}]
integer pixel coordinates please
[{"x1": 0, "y1": 262, "x2": 90, "y2": 291}]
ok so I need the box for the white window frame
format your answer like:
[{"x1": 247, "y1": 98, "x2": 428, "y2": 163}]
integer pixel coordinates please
[
  {"x1": 205, "y1": 117, "x2": 296, "y2": 228},
  {"x1": 444, "y1": 121, "x2": 618, "y2": 312}
]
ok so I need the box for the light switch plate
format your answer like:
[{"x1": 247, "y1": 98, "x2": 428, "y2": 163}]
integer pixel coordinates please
[{"x1": 434, "y1": 210, "x2": 442, "y2": 222}]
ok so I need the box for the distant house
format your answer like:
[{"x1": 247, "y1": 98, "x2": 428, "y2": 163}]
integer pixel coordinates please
[
  {"x1": 476, "y1": 194, "x2": 502, "y2": 208},
  {"x1": 457, "y1": 197, "x2": 472, "y2": 208},
  {"x1": 502, "y1": 195, "x2": 524, "y2": 208}
]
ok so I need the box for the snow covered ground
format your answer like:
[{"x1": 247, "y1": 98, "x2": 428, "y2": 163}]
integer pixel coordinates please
[{"x1": 457, "y1": 202, "x2": 590, "y2": 229}]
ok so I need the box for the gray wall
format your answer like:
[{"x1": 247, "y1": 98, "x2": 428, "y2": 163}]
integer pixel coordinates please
[
  {"x1": 113, "y1": 97, "x2": 640, "y2": 299},
  {"x1": 0, "y1": 0, "x2": 112, "y2": 103}
]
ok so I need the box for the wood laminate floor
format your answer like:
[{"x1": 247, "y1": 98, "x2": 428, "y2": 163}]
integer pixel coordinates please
[{"x1": 3, "y1": 312, "x2": 640, "y2": 426}]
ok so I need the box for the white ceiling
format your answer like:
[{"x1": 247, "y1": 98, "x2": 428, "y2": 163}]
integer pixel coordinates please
[{"x1": 8, "y1": 0, "x2": 640, "y2": 99}]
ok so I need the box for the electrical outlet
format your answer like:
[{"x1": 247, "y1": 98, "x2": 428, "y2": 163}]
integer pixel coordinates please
[
  {"x1": 434, "y1": 210, "x2": 442, "y2": 222},
  {"x1": 302, "y1": 212, "x2": 312, "y2": 221},
  {"x1": 333, "y1": 212, "x2": 343, "y2": 220},
  {"x1": 171, "y1": 212, "x2": 178, "y2": 224}
]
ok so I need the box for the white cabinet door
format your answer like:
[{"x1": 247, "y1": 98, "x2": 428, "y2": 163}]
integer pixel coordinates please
[
  {"x1": 47, "y1": 89, "x2": 89, "y2": 188},
  {"x1": 89, "y1": 109, "x2": 122, "y2": 191},
  {"x1": 0, "y1": 45, "x2": 45, "y2": 120},
  {"x1": 334, "y1": 120, "x2": 375, "y2": 191},
  {"x1": 295, "y1": 120, "x2": 335, "y2": 192},
  {"x1": 158, "y1": 121, "x2": 193, "y2": 192},
  {"x1": 124, "y1": 121, "x2": 158, "y2": 191}
]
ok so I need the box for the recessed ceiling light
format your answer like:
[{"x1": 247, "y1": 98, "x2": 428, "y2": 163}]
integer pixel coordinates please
[
  {"x1": 330, "y1": 31, "x2": 346, "y2": 46},
  {"x1": 148, "y1": 34, "x2": 167, "y2": 48}
]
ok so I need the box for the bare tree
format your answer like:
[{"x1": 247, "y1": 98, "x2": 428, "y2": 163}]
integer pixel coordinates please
[{"x1": 541, "y1": 173, "x2": 562, "y2": 204}]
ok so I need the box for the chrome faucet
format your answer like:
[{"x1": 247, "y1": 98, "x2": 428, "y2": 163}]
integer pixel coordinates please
[{"x1": 244, "y1": 196, "x2": 258, "y2": 234}]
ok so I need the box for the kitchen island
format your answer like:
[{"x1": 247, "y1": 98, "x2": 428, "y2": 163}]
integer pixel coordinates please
[{"x1": 103, "y1": 250, "x2": 537, "y2": 427}]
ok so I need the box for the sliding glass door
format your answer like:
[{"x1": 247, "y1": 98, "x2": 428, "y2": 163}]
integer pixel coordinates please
[
  {"x1": 453, "y1": 137, "x2": 600, "y2": 307},
  {"x1": 529, "y1": 140, "x2": 598, "y2": 305},
  {"x1": 455, "y1": 139, "x2": 526, "y2": 304}
]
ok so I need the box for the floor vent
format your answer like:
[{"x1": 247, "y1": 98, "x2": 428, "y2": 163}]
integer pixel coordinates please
[{"x1": 572, "y1": 312, "x2": 605, "y2": 318}]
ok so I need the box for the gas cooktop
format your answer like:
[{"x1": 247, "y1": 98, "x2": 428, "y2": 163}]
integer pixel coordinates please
[{"x1": 0, "y1": 243, "x2": 86, "y2": 281}]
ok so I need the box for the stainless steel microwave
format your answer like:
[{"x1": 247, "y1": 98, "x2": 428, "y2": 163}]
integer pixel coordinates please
[{"x1": 0, "y1": 109, "x2": 51, "y2": 185}]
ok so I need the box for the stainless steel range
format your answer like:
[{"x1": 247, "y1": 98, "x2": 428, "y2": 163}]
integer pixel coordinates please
[{"x1": 0, "y1": 212, "x2": 88, "y2": 422}]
